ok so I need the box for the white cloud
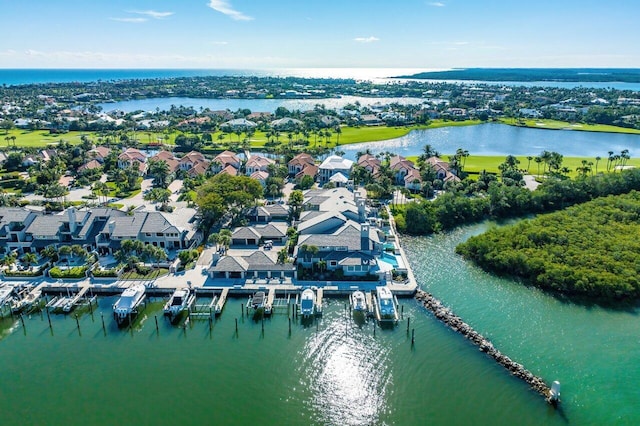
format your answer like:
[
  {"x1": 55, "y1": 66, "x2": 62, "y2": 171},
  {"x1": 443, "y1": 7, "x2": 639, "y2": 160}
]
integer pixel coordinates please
[
  {"x1": 354, "y1": 36, "x2": 380, "y2": 43},
  {"x1": 208, "y1": 0, "x2": 253, "y2": 21},
  {"x1": 110, "y1": 17, "x2": 147, "y2": 23},
  {"x1": 129, "y1": 10, "x2": 174, "y2": 19},
  {"x1": 428, "y1": 2, "x2": 445, "y2": 6},
  {"x1": 211, "y1": 41, "x2": 229, "y2": 45}
]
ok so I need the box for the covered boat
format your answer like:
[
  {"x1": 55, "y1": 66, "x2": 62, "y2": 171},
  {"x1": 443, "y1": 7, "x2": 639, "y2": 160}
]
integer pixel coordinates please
[
  {"x1": 163, "y1": 288, "x2": 193, "y2": 319},
  {"x1": 376, "y1": 286, "x2": 397, "y2": 321}
]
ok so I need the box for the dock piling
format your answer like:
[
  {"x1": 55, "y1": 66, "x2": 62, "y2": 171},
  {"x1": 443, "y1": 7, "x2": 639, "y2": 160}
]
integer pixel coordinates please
[
  {"x1": 373, "y1": 321, "x2": 376, "y2": 337},
  {"x1": 47, "y1": 310, "x2": 52, "y2": 331},
  {"x1": 100, "y1": 312, "x2": 105, "y2": 335},
  {"x1": 406, "y1": 316, "x2": 410, "y2": 333},
  {"x1": 235, "y1": 318, "x2": 238, "y2": 335},
  {"x1": 261, "y1": 317, "x2": 264, "y2": 334},
  {"x1": 155, "y1": 315, "x2": 159, "y2": 334},
  {"x1": 411, "y1": 328, "x2": 415, "y2": 346},
  {"x1": 401, "y1": 304, "x2": 404, "y2": 320},
  {"x1": 19, "y1": 313, "x2": 25, "y2": 329},
  {"x1": 288, "y1": 317, "x2": 291, "y2": 335},
  {"x1": 75, "y1": 314, "x2": 81, "y2": 336}
]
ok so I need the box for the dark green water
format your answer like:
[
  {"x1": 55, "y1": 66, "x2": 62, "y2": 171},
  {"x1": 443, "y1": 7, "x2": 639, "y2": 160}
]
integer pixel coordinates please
[{"x1": 0, "y1": 223, "x2": 635, "y2": 425}]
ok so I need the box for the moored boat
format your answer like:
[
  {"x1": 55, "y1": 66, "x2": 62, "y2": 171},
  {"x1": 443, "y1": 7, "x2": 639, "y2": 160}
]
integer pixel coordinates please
[
  {"x1": 350, "y1": 290, "x2": 367, "y2": 312},
  {"x1": 113, "y1": 284, "x2": 146, "y2": 324},
  {"x1": 250, "y1": 291, "x2": 266, "y2": 310},
  {"x1": 300, "y1": 288, "x2": 315, "y2": 317},
  {"x1": 163, "y1": 288, "x2": 193, "y2": 319},
  {"x1": 376, "y1": 286, "x2": 398, "y2": 321}
]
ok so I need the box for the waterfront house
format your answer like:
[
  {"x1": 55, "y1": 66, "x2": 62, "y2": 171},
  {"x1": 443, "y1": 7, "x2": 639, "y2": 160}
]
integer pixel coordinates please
[
  {"x1": 211, "y1": 150, "x2": 241, "y2": 174},
  {"x1": 390, "y1": 156, "x2": 417, "y2": 185},
  {"x1": 424, "y1": 156, "x2": 460, "y2": 183},
  {"x1": 404, "y1": 168, "x2": 422, "y2": 192},
  {"x1": 149, "y1": 150, "x2": 180, "y2": 175},
  {"x1": 179, "y1": 151, "x2": 209, "y2": 173},
  {"x1": 270, "y1": 117, "x2": 304, "y2": 130},
  {"x1": 246, "y1": 155, "x2": 275, "y2": 176},
  {"x1": 357, "y1": 154, "x2": 381, "y2": 175},
  {"x1": 230, "y1": 223, "x2": 288, "y2": 246},
  {"x1": 318, "y1": 155, "x2": 354, "y2": 185},
  {"x1": 288, "y1": 153, "x2": 315, "y2": 176},
  {"x1": 220, "y1": 118, "x2": 257, "y2": 132},
  {"x1": 117, "y1": 148, "x2": 147, "y2": 174},
  {"x1": 0, "y1": 207, "x2": 41, "y2": 254},
  {"x1": 208, "y1": 250, "x2": 295, "y2": 280}
]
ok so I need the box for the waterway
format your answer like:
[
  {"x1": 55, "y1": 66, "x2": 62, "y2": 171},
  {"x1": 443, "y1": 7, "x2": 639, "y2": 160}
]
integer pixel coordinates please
[
  {"x1": 2, "y1": 221, "x2": 636, "y2": 425},
  {"x1": 97, "y1": 95, "x2": 426, "y2": 115},
  {"x1": 341, "y1": 123, "x2": 640, "y2": 159}
]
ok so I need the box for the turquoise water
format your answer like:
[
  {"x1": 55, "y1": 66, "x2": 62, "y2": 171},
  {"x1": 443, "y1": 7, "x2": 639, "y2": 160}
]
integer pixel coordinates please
[
  {"x1": 379, "y1": 252, "x2": 399, "y2": 267},
  {"x1": 0, "y1": 222, "x2": 637, "y2": 424}
]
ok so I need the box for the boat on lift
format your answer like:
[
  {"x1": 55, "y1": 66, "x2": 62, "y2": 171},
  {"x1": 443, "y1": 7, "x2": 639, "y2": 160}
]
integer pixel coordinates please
[
  {"x1": 113, "y1": 284, "x2": 146, "y2": 325},
  {"x1": 350, "y1": 290, "x2": 367, "y2": 313},
  {"x1": 163, "y1": 287, "x2": 195, "y2": 319},
  {"x1": 300, "y1": 288, "x2": 316, "y2": 317}
]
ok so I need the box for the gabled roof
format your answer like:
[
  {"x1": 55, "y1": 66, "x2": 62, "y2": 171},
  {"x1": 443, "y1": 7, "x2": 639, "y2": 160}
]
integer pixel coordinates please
[
  {"x1": 232, "y1": 227, "x2": 261, "y2": 240},
  {"x1": 219, "y1": 164, "x2": 238, "y2": 176},
  {"x1": 390, "y1": 155, "x2": 415, "y2": 171},
  {"x1": 288, "y1": 153, "x2": 314, "y2": 167},
  {"x1": 329, "y1": 172, "x2": 348, "y2": 183},
  {"x1": 78, "y1": 159, "x2": 102, "y2": 172},
  {"x1": 118, "y1": 148, "x2": 146, "y2": 162},
  {"x1": 210, "y1": 255, "x2": 248, "y2": 272},
  {"x1": 250, "y1": 170, "x2": 269, "y2": 181}
]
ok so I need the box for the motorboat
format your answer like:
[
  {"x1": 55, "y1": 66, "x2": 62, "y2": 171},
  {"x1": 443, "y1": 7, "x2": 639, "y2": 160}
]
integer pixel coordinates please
[
  {"x1": 10, "y1": 286, "x2": 42, "y2": 314},
  {"x1": 350, "y1": 290, "x2": 367, "y2": 312},
  {"x1": 300, "y1": 288, "x2": 315, "y2": 317},
  {"x1": 113, "y1": 284, "x2": 146, "y2": 324},
  {"x1": 250, "y1": 291, "x2": 266, "y2": 310},
  {"x1": 163, "y1": 288, "x2": 194, "y2": 318},
  {"x1": 376, "y1": 286, "x2": 397, "y2": 321}
]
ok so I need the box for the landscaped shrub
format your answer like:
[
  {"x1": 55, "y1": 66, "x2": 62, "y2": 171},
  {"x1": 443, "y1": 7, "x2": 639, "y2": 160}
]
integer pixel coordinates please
[{"x1": 49, "y1": 266, "x2": 87, "y2": 279}]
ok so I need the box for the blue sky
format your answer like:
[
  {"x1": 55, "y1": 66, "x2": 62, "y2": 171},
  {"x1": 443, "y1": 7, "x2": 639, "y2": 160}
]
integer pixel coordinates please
[{"x1": 0, "y1": 0, "x2": 638, "y2": 69}]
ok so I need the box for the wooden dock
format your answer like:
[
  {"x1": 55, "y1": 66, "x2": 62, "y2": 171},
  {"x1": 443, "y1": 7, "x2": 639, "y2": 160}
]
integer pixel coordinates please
[
  {"x1": 214, "y1": 288, "x2": 229, "y2": 315},
  {"x1": 315, "y1": 288, "x2": 323, "y2": 316},
  {"x1": 365, "y1": 291, "x2": 374, "y2": 317},
  {"x1": 265, "y1": 288, "x2": 275, "y2": 315}
]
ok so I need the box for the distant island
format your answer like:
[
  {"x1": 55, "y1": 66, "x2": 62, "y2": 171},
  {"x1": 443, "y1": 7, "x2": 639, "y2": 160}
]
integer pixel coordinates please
[{"x1": 401, "y1": 68, "x2": 640, "y2": 83}]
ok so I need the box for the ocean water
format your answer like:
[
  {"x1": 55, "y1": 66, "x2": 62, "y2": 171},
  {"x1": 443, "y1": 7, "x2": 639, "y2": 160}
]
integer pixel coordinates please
[{"x1": 2, "y1": 68, "x2": 640, "y2": 90}]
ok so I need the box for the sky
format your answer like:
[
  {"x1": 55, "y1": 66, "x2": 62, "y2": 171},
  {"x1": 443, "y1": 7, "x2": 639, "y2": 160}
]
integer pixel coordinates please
[{"x1": 0, "y1": 0, "x2": 639, "y2": 69}]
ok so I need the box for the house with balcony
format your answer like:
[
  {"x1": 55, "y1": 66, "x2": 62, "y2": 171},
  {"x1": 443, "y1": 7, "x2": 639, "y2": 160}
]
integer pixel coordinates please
[{"x1": 318, "y1": 155, "x2": 353, "y2": 185}]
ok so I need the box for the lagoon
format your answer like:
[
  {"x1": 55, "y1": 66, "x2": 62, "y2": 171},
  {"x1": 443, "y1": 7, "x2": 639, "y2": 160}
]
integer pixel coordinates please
[
  {"x1": 341, "y1": 123, "x2": 640, "y2": 159},
  {"x1": 97, "y1": 95, "x2": 426, "y2": 115}
]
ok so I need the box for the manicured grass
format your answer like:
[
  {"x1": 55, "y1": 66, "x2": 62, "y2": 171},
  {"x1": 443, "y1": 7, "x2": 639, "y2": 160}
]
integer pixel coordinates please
[
  {"x1": 501, "y1": 118, "x2": 640, "y2": 135},
  {"x1": 406, "y1": 154, "x2": 640, "y2": 179},
  {"x1": 121, "y1": 268, "x2": 169, "y2": 280},
  {"x1": 2, "y1": 130, "x2": 86, "y2": 147}
]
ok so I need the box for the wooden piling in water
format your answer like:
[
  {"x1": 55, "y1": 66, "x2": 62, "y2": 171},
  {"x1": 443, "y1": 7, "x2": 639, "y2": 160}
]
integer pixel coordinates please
[
  {"x1": 155, "y1": 315, "x2": 159, "y2": 333},
  {"x1": 235, "y1": 318, "x2": 238, "y2": 335},
  {"x1": 411, "y1": 328, "x2": 415, "y2": 345},
  {"x1": 100, "y1": 313, "x2": 105, "y2": 334},
  {"x1": 47, "y1": 310, "x2": 52, "y2": 330},
  {"x1": 75, "y1": 314, "x2": 80, "y2": 335},
  {"x1": 288, "y1": 317, "x2": 291, "y2": 335},
  {"x1": 19, "y1": 314, "x2": 25, "y2": 329},
  {"x1": 407, "y1": 316, "x2": 410, "y2": 333}
]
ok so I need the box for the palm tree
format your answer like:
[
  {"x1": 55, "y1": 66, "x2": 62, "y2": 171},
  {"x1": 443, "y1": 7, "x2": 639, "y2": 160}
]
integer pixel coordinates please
[
  {"x1": 21, "y1": 252, "x2": 38, "y2": 269},
  {"x1": 58, "y1": 245, "x2": 72, "y2": 267},
  {"x1": 148, "y1": 159, "x2": 170, "y2": 189},
  {"x1": 534, "y1": 156, "x2": 542, "y2": 175},
  {"x1": 526, "y1": 156, "x2": 533, "y2": 173},
  {"x1": 595, "y1": 156, "x2": 601, "y2": 174}
]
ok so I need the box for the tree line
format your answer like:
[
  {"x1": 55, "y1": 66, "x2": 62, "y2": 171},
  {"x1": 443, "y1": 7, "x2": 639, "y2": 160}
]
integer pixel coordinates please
[
  {"x1": 393, "y1": 166, "x2": 640, "y2": 235},
  {"x1": 455, "y1": 191, "x2": 640, "y2": 300}
]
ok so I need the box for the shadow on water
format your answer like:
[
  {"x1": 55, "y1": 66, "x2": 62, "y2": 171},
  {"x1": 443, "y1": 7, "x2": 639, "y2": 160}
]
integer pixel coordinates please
[{"x1": 352, "y1": 311, "x2": 367, "y2": 328}]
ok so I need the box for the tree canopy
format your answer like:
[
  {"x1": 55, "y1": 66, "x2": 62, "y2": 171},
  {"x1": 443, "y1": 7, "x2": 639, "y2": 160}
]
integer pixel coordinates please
[
  {"x1": 195, "y1": 173, "x2": 263, "y2": 232},
  {"x1": 456, "y1": 191, "x2": 640, "y2": 300}
]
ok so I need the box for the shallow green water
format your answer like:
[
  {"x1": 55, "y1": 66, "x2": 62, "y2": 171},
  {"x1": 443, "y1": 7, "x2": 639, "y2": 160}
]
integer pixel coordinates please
[{"x1": 1, "y1": 223, "x2": 635, "y2": 425}]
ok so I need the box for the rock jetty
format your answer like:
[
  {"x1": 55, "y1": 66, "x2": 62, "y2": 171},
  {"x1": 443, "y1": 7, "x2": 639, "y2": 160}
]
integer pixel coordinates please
[{"x1": 414, "y1": 289, "x2": 556, "y2": 405}]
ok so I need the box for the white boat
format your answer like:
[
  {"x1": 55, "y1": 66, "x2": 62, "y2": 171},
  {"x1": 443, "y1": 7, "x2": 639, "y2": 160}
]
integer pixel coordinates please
[
  {"x1": 113, "y1": 284, "x2": 146, "y2": 323},
  {"x1": 163, "y1": 288, "x2": 193, "y2": 318},
  {"x1": 300, "y1": 288, "x2": 315, "y2": 317},
  {"x1": 376, "y1": 286, "x2": 397, "y2": 321},
  {"x1": 350, "y1": 290, "x2": 367, "y2": 312}
]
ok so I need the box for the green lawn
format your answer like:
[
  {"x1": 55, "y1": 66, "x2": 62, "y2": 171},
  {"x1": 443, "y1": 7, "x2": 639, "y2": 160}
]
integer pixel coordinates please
[
  {"x1": 406, "y1": 154, "x2": 640, "y2": 179},
  {"x1": 2, "y1": 130, "x2": 86, "y2": 147},
  {"x1": 121, "y1": 268, "x2": 169, "y2": 280},
  {"x1": 501, "y1": 118, "x2": 640, "y2": 135}
]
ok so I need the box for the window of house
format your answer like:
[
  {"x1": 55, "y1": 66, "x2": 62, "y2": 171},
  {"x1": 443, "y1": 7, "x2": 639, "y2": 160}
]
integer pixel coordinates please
[{"x1": 329, "y1": 261, "x2": 337, "y2": 267}]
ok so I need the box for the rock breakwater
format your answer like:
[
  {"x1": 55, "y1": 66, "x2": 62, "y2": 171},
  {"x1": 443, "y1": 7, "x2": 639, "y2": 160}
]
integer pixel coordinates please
[{"x1": 415, "y1": 289, "x2": 556, "y2": 404}]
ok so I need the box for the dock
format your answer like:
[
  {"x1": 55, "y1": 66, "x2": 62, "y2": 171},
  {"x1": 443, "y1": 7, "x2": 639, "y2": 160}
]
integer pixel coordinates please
[
  {"x1": 215, "y1": 288, "x2": 229, "y2": 315},
  {"x1": 189, "y1": 293, "x2": 217, "y2": 319},
  {"x1": 315, "y1": 288, "x2": 323, "y2": 316},
  {"x1": 365, "y1": 291, "x2": 374, "y2": 317},
  {"x1": 265, "y1": 288, "x2": 275, "y2": 315}
]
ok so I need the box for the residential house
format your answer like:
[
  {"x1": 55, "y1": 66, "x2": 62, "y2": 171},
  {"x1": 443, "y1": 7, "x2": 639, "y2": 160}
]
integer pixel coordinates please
[
  {"x1": 179, "y1": 150, "x2": 210, "y2": 176},
  {"x1": 404, "y1": 168, "x2": 422, "y2": 192},
  {"x1": 0, "y1": 207, "x2": 41, "y2": 254},
  {"x1": 357, "y1": 154, "x2": 381, "y2": 175},
  {"x1": 288, "y1": 153, "x2": 318, "y2": 181},
  {"x1": 149, "y1": 150, "x2": 180, "y2": 175},
  {"x1": 271, "y1": 117, "x2": 303, "y2": 130},
  {"x1": 390, "y1": 155, "x2": 416, "y2": 185},
  {"x1": 360, "y1": 114, "x2": 383, "y2": 126},
  {"x1": 117, "y1": 148, "x2": 147, "y2": 174},
  {"x1": 211, "y1": 150, "x2": 241, "y2": 174},
  {"x1": 245, "y1": 155, "x2": 274, "y2": 175},
  {"x1": 246, "y1": 204, "x2": 289, "y2": 223},
  {"x1": 208, "y1": 251, "x2": 295, "y2": 280},
  {"x1": 230, "y1": 223, "x2": 288, "y2": 246},
  {"x1": 424, "y1": 156, "x2": 461, "y2": 183},
  {"x1": 318, "y1": 155, "x2": 354, "y2": 184},
  {"x1": 87, "y1": 146, "x2": 111, "y2": 163},
  {"x1": 220, "y1": 118, "x2": 257, "y2": 132}
]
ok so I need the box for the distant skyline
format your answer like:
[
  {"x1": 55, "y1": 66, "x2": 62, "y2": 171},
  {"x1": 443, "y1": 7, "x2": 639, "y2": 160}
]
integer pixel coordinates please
[{"x1": 1, "y1": 0, "x2": 639, "y2": 69}]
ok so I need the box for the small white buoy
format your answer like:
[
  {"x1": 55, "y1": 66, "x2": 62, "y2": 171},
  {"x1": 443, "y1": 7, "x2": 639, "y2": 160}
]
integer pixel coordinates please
[{"x1": 550, "y1": 380, "x2": 561, "y2": 402}]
